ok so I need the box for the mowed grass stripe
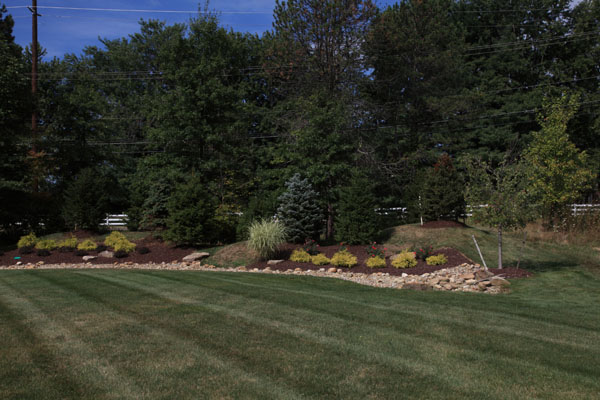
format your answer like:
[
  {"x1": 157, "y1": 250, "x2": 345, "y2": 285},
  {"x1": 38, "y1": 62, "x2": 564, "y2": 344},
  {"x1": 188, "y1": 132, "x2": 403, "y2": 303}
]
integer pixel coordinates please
[
  {"x1": 0, "y1": 275, "x2": 144, "y2": 399},
  {"x1": 77, "y1": 270, "x2": 600, "y2": 398},
  {"x1": 10, "y1": 271, "x2": 308, "y2": 400},
  {"x1": 152, "y1": 270, "x2": 600, "y2": 350}
]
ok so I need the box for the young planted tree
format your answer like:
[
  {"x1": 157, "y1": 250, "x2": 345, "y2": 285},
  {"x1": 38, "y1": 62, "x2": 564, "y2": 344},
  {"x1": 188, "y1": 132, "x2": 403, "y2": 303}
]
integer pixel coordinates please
[
  {"x1": 62, "y1": 168, "x2": 111, "y2": 231},
  {"x1": 276, "y1": 173, "x2": 323, "y2": 243},
  {"x1": 465, "y1": 158, "x2": 536, "y2": 269},
  {"x1": 524, "y1": 94, "x2": 596, "y2": 229},
  {"x1": 335, "y1": 173, "x2": 380, "y2": 245}
]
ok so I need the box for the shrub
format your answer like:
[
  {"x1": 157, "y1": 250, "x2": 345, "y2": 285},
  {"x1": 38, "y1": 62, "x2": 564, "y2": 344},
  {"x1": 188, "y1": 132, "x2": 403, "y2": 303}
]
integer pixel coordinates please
[
  {"x1": 77, "y1": 239, "x2": 97, "y2": 251},
  {"x1": 415, "y1": 245, "x2": 433, "y2": 261},
  {"x1": 366, "y1": 242, "x2": 386, "y2": 258},
  {"x1": 392, "y1": 250, "x2": 417, "y2": 269},
  {"x1": 277, "y1": 174, "x2": 323, "y2": 243},
  {"x1": 331, "y1": 250, "x2": 357, "y2": 268},
  {"x1": 17, "y1": 233, "x2": 38, "y2": 248},
  {"x1": 113, "y1": 239, "x2": 136, "y2": 253},
  {"x1": 74, "y1": 250, "x2": 88, "y2": 257},
  {"x1": 426, "y1": 254, "x2": 448, "y2": 265},
  {"x1": 290, "y1": 249, "x2": 311, "y2": 263},
  {"x1": 57, "y1": 237, "x2": 78, "y2": 249},
  {"x1": 302, "y1": 239, "x2": 319, "y2": 255},
  {"x1": 62, "y1": 167, "x2": 112, "y2": 231},
  {"x1": 137, "y1": 246, "x2": 150, "y2": 254},
  {"x1": 335, "y1": 173, "x2": 381, "y2": 244},
  {"x1": 36, "y1": 249, "x2": 51, "y2": 257},
  {"x1": 19, "y1": 245, "x2": 34, "y2": 255},
  {"x1": 311, "y1": 253, "x2": 331, "y2": 266},
  {"x1": 104, "y1": 231, "x2": 127, "y2": 248},
  {"x1": 247, "y1": 219, "x2": 287, "y2": 260},
  {"x1": 366, "y1": 256, "x2": 386, "y2": 268},
  {"x1": 35, "y1": 239, "x2": 57, "y2": 251},
  {"x1": 114, "y1": 250, "x2": 128, "y2": 258},
  {"x1": 58, "y1": 246, "x2": 75, "y2": 253}
]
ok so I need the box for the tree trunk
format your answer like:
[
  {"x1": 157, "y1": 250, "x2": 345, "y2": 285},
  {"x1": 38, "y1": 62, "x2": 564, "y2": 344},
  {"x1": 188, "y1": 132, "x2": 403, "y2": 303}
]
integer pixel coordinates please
[
  {"x1": 326, "y1": 202, "x2": 334, "y2": 240},
  {"x1": 497, "y1": 224, "x2": 503, "y2": 269}
]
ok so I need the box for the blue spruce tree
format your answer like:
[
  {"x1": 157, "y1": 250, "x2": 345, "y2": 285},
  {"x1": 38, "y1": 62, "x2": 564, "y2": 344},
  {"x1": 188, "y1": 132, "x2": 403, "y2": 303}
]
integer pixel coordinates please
[{"x1": 277, "y1": 174, "x2": 323, "y2": 243}]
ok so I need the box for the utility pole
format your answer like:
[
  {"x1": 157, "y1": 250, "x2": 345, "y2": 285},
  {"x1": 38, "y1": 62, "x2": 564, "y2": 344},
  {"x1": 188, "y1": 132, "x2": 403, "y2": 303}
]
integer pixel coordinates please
[{"x1": 28, "y1": 0, "x2": 40, "y2": 191}]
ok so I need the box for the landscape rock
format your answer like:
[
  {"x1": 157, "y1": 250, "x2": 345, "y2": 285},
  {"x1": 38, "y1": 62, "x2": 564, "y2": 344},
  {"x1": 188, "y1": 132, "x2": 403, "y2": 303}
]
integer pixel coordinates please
[
  {"x1": 99, "y1": 251, "x2": 114, "y2": 258},
  {"x1": 82, "y1": 256, "x2": 97, "y2": 261},
  {"x1": 328, "y1": 267, "x2": 337, "y2": 273},
  {"x1": 182, "y1": 252, "x2": 210, "y2": 262},
  {"x1": 267, "y1": 259, "x2": 284, "y2": 265}
]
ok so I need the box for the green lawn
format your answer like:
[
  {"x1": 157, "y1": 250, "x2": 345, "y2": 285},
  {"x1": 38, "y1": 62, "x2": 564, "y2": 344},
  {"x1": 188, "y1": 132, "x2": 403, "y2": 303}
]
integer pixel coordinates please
[{"x1": 0, "y1": 266, "x2": 599, "y2": 399}]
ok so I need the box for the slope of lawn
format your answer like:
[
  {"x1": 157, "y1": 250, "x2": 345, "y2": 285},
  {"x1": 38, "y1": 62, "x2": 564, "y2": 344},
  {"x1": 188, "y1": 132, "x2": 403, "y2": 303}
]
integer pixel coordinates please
[{"x1": 1, "y1": 263, "x2": 599, "y2": 399}]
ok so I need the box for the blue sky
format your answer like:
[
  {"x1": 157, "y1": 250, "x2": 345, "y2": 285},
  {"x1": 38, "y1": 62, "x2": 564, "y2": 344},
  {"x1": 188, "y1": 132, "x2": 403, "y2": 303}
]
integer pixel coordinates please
[{"x1": 5, "y1": 0, "x2": 395, "y2": 59}]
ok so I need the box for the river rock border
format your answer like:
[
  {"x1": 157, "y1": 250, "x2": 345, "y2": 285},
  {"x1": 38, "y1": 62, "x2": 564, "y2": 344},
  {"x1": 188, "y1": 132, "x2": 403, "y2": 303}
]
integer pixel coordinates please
[{"x1": 1, "y1": 260, "x2": 510, "y2": 294}]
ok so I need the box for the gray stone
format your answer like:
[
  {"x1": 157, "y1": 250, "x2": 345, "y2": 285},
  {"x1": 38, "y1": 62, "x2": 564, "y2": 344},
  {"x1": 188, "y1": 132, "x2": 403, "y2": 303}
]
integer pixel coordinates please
[
  {"x1": 82, "y1": 255, "x2": 97, "y2": 261},
  {"x1": 182, "y1": 252, "x2": 210, "y2": 262},
  {"x1": 490, "y1": 277, "x2": 510, "y2": 287},
  {"x1": 98, "y1": 250, "x2": 114, "y2": 258},
  {"x1": 267, "y1": 259, "x2": 284, "y2": 265},
  {"x1": 328, "y1": 267, "x2": 337, "y2": 273}
]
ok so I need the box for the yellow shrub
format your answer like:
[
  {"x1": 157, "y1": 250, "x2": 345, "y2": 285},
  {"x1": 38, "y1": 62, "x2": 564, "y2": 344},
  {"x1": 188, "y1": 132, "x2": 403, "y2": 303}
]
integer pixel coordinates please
[
  {"x1": 331, "y1": 250, "x2": 357, "y2": 268},
  {"x1": 57, "y1": 237, "x2": 78, "y2": 248},
  {"x1": 392, "y1": 250, "x2": 417, "y2": 269},
  {"x1": 113, "y1": 239, "x2": 136, "y2": 253},
  {"x1": 104, "y1": 231, "x2": 127, "y2": 248},
  {"x1": 426, "y1": 254, "x2": 448, "y2": 266},
  {"x1": 290, "y1": 249, "x2": 311, "y2": 262},
  {"x1": 77, "y1": 239, "x2": 98, "y2": 251},
  {"x1": 35, "y1": 239, "x2": 57, "y2": 250},
  {"x1": 366, "y1": 256, "x2": 386, "y2": 268},
  {"x1": 311, "y1": 253, "x2": 331, "y2": 266},
  {"x1": 17, "y1": 233, "x2": 38, "y2": 248}
]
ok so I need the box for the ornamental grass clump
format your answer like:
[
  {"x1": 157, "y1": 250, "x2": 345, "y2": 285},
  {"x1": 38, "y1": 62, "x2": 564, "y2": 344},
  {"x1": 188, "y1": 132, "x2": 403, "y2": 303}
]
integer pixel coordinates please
[
  {"x1": 17, "y1": 233, "x2": 38, "y2": 248},
  {"x1": 290, "y1": 248, "x2": 311, "y2": 263},
  {"x1": 426, "y1": 254, "x2": 448, "y2": 265},
  {"x1": 77, "y1": 239, "x2": 97, "y2": 251},
  {"x1": 331, "y1": 250, "x2": 357, "y2": 268},
  {"x1": 392, "y1": 250, "x2": 417, "y2": 269},
  {"x1": 366, "y1": 256, "x2": 386, "y2": 268},
  {"x1": 57, "y1": 236, "x2": 78, "y2": 250},
  {"x1": 311, "y1": 253, "x2": 331, "y2": 266},
  {"x1": 247, "y1": 219, "x2": 287, "y2": 260}
]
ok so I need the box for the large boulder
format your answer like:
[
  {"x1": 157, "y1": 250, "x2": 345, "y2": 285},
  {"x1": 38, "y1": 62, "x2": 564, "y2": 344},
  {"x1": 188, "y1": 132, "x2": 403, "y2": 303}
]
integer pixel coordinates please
[{"x1": 182, "y1": 252, "x2": 210, "y2": 262}]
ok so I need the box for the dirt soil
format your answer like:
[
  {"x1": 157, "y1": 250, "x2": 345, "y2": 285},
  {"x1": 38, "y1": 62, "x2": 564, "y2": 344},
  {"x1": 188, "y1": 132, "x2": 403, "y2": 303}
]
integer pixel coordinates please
[
  {"x1": 249, "y1": 244, "x2": 475, "y2": 277},
  {"x1": 0, "y1": 237, "x2": 195, "y2": 266}
]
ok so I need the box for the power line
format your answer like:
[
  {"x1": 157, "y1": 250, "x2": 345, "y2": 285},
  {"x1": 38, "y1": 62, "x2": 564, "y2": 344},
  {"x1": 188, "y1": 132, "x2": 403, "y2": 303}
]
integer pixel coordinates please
[{"x1": 6, "y1": 5, "x2": 272, "y2": 14}]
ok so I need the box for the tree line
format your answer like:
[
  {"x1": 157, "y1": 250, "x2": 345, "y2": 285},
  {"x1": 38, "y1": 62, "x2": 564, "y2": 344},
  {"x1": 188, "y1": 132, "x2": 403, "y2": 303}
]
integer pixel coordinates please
[{"x1": 0, "y1": 0, "x2": 598, "y2": 244}]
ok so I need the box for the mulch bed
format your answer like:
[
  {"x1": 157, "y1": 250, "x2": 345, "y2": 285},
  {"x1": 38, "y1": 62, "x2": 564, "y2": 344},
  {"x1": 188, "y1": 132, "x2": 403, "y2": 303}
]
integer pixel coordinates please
[
  {"x1": 420, "y1": 220, "x2": 467, "y2": 229},
  {"x1": 0, "y1": 237, "x2": 194, "y2": 266},
  {"x1": 249, "y1": 244, "x2": 474, "y2": 277}
]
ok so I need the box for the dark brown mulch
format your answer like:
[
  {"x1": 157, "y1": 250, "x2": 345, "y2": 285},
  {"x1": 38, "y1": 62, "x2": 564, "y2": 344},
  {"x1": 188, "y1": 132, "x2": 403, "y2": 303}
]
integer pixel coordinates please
[
  {"x1": 0, "y1": 238, "x2": 195, "y2": 266},
  {"x1": 420, "y1": 220, "x2": 467, "y2": 229},
  {"x1": 488, "y1": 267, "x2": 533, "y2": 279},
  {"x1": 249, "y1": 244, "x2": 474, "y2": 276}
]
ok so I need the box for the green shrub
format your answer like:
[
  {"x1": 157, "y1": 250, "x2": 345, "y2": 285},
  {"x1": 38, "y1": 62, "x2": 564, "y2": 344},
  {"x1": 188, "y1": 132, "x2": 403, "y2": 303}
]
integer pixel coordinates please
[
  {"x1": 17, "y1": 232, "x2": 38, "y2": 248},
  {"x1": 57, "y1": 237, "x2": 78, "y2": 249},
  {"x1": 335, "y1": 173, "x2": 381, "y2": 244},
  {"x1": 19, "y1": 245, "x2": 34, "y2": 254},
  {"x1": 392, "y1": 250, "x2": 417, "y2": 269},
  {"x1": 415, "y1": 245, "x2": 433, "y2": 260},
  {"x1": 331, "y1": 250, "x2": 357, "y2": 268},
  {"x1": 366, "y1": 256, "x2": 386, "y2": 268},
  {"x1": 113, "y1": 239, "x2": 136, "y2": 253},
  {"x1": 426, "y1": 254, "x2": 448, "y2": 265},
  {"x1": 104, "y1": 231, "x2": 127, "y2": 248},
  {"x1": 35, "y1": 239, "x2": 57, "y2": 250},
  {"x1": 247, "y1": 219, "x2": 287, "y2": 260},
  {"x1": 290, "y1": 248, "x2": 311, "y2": 263},
  {"x1": 77, "y1": 239, "x2": 97, "y2": 251},
  {"x1": 311, "y1": 253, "x2": 331, "y2": 266},
  {"x1": 62, "y1": 167, "x2": 112, "y2": 231},
  {"x1": 277, "y1": 174, "x2": 323, "y2": 243}
]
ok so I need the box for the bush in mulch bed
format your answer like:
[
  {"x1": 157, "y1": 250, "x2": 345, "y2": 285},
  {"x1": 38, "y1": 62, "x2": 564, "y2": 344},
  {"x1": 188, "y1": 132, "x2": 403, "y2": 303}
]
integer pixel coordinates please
[
  {"x1": 137, "y1": 246, "x2": 150, "y2": 255},
  {"x1": 19, "y1": 245, "x2": 34, "y2": 255},
  {"x1": 58, "y1": 246, "x2": 75, "y2": 253},
  {"x1": 114, "y1": 250, "x2": 129, "y2": 258},
  {"x1": 36, "y1": 249, "x2": 51, "y2": 257}
]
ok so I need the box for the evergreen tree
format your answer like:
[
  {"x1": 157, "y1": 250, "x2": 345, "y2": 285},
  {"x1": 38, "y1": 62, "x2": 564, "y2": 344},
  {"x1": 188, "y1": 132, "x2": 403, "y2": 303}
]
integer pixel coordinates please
[
  {"x1": 276, "y1": 174, "x2": 323, "y2": 243},
  {"x1": 335, "y1": 173, "x2": 380, "y2": 245},
  {"x1": 62, "y1": 168, "x2": 111, "y2": 231}
]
